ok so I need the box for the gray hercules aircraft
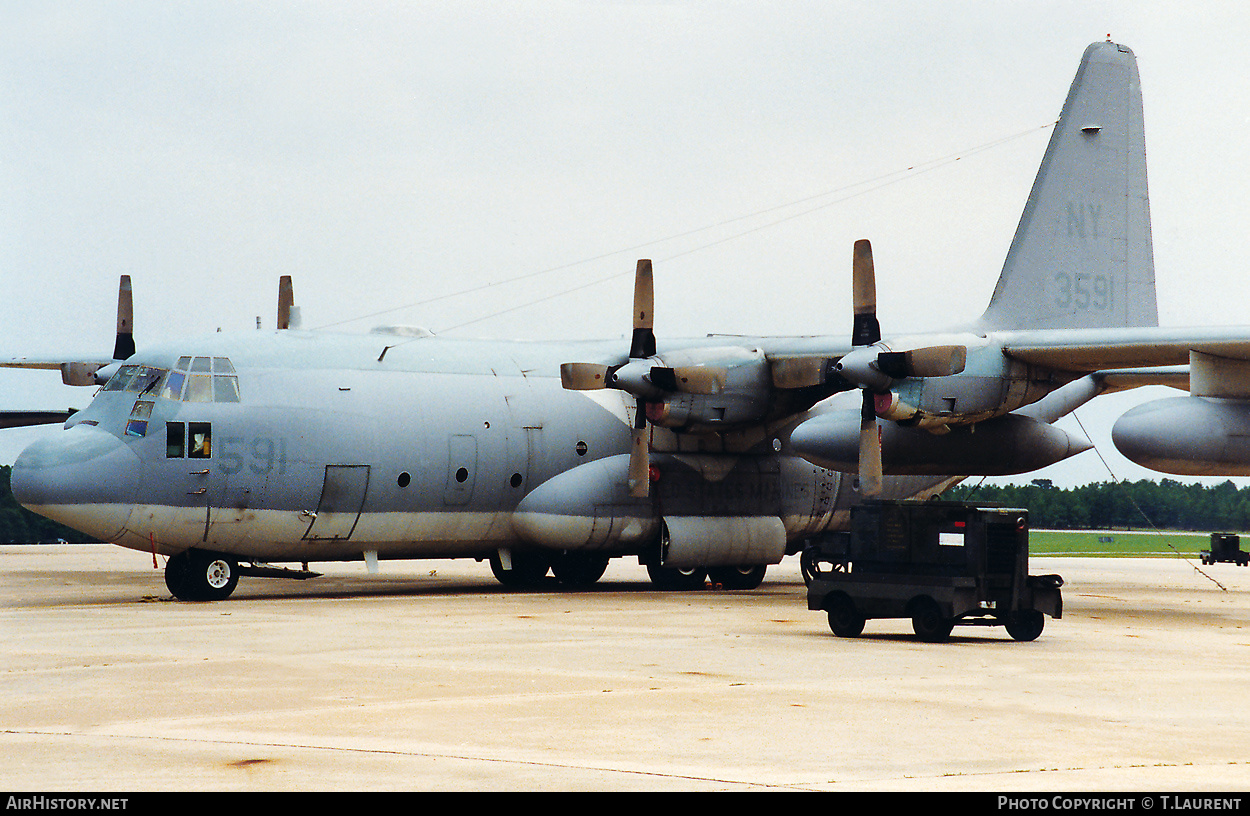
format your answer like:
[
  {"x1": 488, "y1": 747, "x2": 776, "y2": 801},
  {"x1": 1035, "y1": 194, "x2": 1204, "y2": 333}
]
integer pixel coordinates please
[{"x1": 1, "y1": 41, "x2": 1227, "y2": 600}]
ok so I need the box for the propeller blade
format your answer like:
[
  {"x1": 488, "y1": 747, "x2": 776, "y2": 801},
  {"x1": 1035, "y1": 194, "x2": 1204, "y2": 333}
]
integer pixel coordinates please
[
  {"x1": 851, "y1": 240, "x2": 880, "y2": 347},
  {"x1": 112, "y1": 275, "x2": 135, "y2": 361},
  {"x1": 628, "y1": 409, "x2": 651, "y2": 498},
  {"x1": 629, "y1": 259, "x2": 656, "y2": 359},
  {"x1": 859, "y1": 391, "x2": 883, "y2": 497},
  {"x1": 277, "y1": 275, "x2": 294, "y2": 330},
  {"x1": 560, "y1": 362, "x2": 611, "y2": 390}
]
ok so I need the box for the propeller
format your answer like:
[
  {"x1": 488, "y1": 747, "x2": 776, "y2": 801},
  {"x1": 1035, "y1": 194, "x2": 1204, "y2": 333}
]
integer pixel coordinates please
[
  {"x1": 626, "y1": 259, "x2": 656, "y2": 498},
  {"x1": 837, "y1": 240, "x2": 967, "y2": 497},
  {"x1": 73, "y1": 275, "x2": 136, "y2": 386},
  {"x1": 560, "y1": 260, "x2": 659, "y2": 498},
  {"x1": 851, "y1": 240, "x2": 884, "y2": 498}
]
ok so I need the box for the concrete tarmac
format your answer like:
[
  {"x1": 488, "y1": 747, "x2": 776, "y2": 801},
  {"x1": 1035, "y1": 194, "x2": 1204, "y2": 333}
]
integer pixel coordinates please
[{"x1": 2, "y1": 544, "x2": 1250, "y2": 792}]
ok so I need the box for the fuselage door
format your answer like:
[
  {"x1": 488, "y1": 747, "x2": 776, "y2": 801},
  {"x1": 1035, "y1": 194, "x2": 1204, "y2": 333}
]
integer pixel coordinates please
[{"x1": 304, "y1": 465, "x2": 371, "y2": 540}]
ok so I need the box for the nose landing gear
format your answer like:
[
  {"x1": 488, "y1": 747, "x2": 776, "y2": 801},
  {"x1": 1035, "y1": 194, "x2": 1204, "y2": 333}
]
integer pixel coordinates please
[{"x1": 165, "y1": 549, "x2": 239, "y2": 601}]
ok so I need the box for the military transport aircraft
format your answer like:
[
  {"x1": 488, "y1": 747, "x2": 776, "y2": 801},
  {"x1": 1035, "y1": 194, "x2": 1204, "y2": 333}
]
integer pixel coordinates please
[{"x1": 3, "y1": 41, "x2": 1234, "y2": 601}]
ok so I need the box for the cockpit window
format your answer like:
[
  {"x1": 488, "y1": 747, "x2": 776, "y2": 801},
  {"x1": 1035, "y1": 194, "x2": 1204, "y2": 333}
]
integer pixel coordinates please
[
  {"x1": 160, "y1": 371, "x2": 185, "y2": 401},
  {"x1": 113, "y1": 357, "x2": 239, "y2": 402},
  {"x1": 103, "y1": 365, "x2": 166, "y2": 395},
  {"x1": 184, "y1": 373, "x2": 213, "y2": 403}
]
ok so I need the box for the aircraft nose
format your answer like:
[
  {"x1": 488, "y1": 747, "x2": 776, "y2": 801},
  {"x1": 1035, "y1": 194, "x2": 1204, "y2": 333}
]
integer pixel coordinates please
[{"x1": 11, "y1": 425, "x2": 142, "y2": 542}]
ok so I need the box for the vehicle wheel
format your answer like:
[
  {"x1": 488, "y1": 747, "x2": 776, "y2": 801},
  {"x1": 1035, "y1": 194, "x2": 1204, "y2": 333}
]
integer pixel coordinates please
[
  {"x1": 910, "y1": 597, "x2": 954, "y2": 642},
  {"x1": 826, "y1": 593, "x2": 865, "y2": 638},
  {"x1": 166, "y1": 550, "x2": 239, "y2": 601},
  {"x1": 707, "y1": 564, "x2": 767, "y2": 590},
  {"x1": 489, "y1": 551, "x2": 551, "y2": 588},
  {"x1": 646, "y1": 564, "x2": 707, "y2": 591},
  {"x1": 551, "y1": 553, "x2": 609, "y2": 587},
  {"x1": 1004, "y1": 609, "x2": 1046, "y2": 642}
]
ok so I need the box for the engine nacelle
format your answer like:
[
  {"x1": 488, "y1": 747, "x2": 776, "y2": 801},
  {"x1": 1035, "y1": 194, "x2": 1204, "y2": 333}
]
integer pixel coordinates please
[
  {"x1": 512, "y1": 453, "x2": 798, "y2": 566},
  {"x1": 659, "y1": 516, "x2": 787, "y2": 569},
  {"x1": 1112, "y1": 396, "x2": 1250, "y2": 475},
  {"x1": 512, "y1": 455, "x2": 658, "y2": 551},
  {"x1": 788, "y1": 410, "x2": 1091, "y2": 476}
]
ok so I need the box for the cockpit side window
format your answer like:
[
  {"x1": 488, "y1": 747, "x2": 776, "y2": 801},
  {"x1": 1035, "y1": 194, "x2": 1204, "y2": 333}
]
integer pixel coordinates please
[
  {"x1": 125, "y1": 400, "x2": 154, "y2": 438},
  {"x1": 166, "y1": 422, "x2": 185, "y2": 457},
  {"x1": 188, "y1": 422, "x2": 212, "y2": 458}
]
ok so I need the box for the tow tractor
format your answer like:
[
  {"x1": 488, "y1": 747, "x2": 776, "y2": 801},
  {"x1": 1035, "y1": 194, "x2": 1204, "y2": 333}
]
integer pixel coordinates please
[
  {"x1": 804, "y1": 500, "x2": 1062, "y2": 642},
  {"x1": 1200, "y1": 533, "x2": 1250, "y2": 567}
]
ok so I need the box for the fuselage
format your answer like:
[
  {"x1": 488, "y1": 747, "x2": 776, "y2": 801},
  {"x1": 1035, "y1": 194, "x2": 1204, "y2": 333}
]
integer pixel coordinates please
[{"x1": 11, "y1": 329, "x2": 952, "y2": 567}]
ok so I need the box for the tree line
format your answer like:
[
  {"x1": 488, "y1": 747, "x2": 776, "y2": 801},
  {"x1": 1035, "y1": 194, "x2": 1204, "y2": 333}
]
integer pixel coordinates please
[
  {"x1": 0, "y1": 465, "x2": 93, "y2": 543},
  {"x1": 943, "y1": 478, "x2": 1250, "y2": 532}
]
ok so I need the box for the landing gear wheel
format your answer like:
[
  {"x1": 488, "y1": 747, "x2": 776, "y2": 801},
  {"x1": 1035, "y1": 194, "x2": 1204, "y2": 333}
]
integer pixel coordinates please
[
  {"x1": 826, "y1": 593, "x2": 866, "y2": 638},
  {"x1": 551, "y1": 553, "x2": 610, "y2": 588},
  {"x1": 1004, "y1": 609, "x2": 1045, "y2": 642},
  {"x1": 646, "y1": 564, "x2": 707, "y2": 591},
  {"x1": 910, "y1": 597, "x2": 954, "y2": 642},
  {"x1": 707, "y1": 564, "x2": 767, "y2": 590},
  {"x1": 489, "y1": 551, "x2": 551, "y2": 589},
  {"x1": 165, "y1": 550, "x2": 239, "y2": 601}
]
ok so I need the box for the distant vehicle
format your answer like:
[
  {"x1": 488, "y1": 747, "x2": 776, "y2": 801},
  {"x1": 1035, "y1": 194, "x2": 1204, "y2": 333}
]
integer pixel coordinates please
[{"x1": 1200, "y1": 534, "x2": 1249, "y2": 567}]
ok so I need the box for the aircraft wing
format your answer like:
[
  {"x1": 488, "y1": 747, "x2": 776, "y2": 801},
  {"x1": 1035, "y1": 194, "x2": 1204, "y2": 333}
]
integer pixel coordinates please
[
  {"x1": 0, "y1": 356, "x2": 115, "y2": 386},
  {"x1": 0, "y1": 410, "x2": 77, "y2": 430},
  {"x1": 997, "y1": 326, "x2": 1250, "y2": 371}
]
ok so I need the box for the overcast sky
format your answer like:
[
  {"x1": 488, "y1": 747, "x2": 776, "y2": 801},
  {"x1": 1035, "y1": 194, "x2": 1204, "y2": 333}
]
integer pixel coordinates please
[{"x1": 3, "y1": 1, "x2": 1250, "y2": 488}]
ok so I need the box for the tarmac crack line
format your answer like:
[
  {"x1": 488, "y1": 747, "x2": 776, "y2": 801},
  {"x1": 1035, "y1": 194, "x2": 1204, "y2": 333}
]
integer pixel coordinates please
[{"x1": 1, "y1": 728, "x2": 817, "y2": 791}]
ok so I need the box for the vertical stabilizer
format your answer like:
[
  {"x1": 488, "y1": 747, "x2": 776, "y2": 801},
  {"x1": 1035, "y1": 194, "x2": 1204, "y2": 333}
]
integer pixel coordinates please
[{"x1": 978, "y1": 41, "x2": 1158, "y2": 330}]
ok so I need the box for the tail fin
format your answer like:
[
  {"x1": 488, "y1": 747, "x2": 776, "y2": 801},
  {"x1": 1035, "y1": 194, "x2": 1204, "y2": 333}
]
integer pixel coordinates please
[{"x1": 977, "y1": 41, "x2": 1158, "y2": 330}]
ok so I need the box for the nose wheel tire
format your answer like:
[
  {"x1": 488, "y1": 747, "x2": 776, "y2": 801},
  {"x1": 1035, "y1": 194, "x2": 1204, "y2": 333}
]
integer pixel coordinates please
[{"x1": 166, "y1": 550, "x2": 240, "y2": 601}]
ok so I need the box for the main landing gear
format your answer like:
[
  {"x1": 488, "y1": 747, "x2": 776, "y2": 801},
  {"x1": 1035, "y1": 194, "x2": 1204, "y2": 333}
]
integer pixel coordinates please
[{"x1": 489, "y1": 550, "x2": 769, "y2": 591}]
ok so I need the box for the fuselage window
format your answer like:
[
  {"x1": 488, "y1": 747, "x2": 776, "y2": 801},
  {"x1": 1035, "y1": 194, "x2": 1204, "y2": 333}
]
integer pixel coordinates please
[
  {"x1": 188, "y1": 422, "x2": 212, "y2": 458},
  {"x1": 166, "y1": 422, "x2": 185, "y2": 458}
]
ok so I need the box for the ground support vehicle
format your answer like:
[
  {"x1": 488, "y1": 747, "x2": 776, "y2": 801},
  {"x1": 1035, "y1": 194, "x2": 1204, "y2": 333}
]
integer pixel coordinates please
[
  {"x1": 1200, "y1": 533, "x2": 1250, "y2": 566},
  {"x1": 805, "y1": 501, "x2": 1062, "y2": 642}
]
